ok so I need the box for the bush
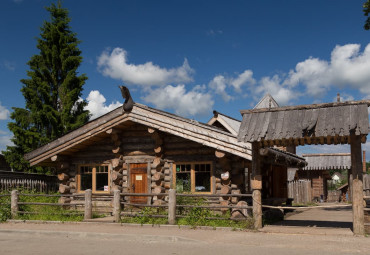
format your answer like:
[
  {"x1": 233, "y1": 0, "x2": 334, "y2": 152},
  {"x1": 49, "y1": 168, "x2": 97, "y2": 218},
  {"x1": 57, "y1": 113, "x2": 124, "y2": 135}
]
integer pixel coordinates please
[{"x1": 0, "y1": 193, "x2": 11, "y2": 222}]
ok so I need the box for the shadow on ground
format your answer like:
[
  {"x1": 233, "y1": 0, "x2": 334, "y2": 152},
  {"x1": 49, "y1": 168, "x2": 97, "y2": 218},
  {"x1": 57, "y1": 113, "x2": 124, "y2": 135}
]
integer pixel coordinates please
[{"x1": 272, "y1": 219, "x2": 352, "y2": 229}]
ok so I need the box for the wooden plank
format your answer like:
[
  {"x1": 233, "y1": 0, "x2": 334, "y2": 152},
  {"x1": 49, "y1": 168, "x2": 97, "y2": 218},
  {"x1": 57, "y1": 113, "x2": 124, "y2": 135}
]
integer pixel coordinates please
[
  {"x1": 258, "y1": 111, "x2": 271, "y2": 141},
  {"x1": 265, "y1": 111, "x2": 278, "y2": 141},
  {"x1": 349, "y1": 105, "x2": 358, "y2": 131},
  {"x1": 358, "y1": 104, "x2": 369, "y2": 135}
]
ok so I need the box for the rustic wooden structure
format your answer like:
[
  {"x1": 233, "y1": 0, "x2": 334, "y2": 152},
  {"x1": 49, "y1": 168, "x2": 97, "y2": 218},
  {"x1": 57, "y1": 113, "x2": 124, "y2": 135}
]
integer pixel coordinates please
[
  {"x1": 238, "y1": 100, "x2": 370, "y2": 234},
  {"x1": 23, "y1": 88, "x2": 305, "y2": 220},
  {"x1": 298, "y1": 153, "x2": 351, "y2": 202},
  {"x1": 0, "y1": 170, "x2": 58, "y2": 193}
]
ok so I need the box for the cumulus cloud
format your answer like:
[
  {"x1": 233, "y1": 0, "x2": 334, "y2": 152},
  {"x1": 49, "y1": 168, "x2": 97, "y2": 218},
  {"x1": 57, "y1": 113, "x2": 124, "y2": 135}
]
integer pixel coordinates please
[
  {"x1": 254, "y1": 75, "x2": 299, "y2": 106},
  {"x1": 143, "y1": 84, "x2": 213, "y2": 117},
  {"x1": 85, "y1": 90, "x2": 122, "y2": 120},
  {"x1": 284, "y1": 43, "x2": 370, "y2": 97},
  {"x1": 208, "y1": 75, "x2": 232, "y2": 102},
  {"x1": 208, "y1": 70, "x2": 255, "y2": 101},
  {"x1": 0, "y1": 102, "x2": 10, "y2": 120},
  {"x1": 97, "y1": 48, "x2": 194, "y2": 86},
  {"x1": 230, "y1": 70, "x2": 255, "y2": 92}
]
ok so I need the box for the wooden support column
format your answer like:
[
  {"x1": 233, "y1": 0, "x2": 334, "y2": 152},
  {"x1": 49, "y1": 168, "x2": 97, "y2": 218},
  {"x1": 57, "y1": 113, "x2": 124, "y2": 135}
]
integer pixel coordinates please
[
  {"x1": 11, "y1": 190, "x2": 19, "y2": 218},
  {"x1": 350, "y1": 133, "x2": 365, "y2": 235},
  {"x1": 168, "y1": 189, "x2": 176, "y2": 225},
  {"x1": 251, "y1": 142, "x2": 262, "y2": 229},
  {"x1": 84, "y1": 189, "x2": 92, "y2": 220},
  {"x1": 113, "y1": 190, "x2": 121, "y2": 222}
]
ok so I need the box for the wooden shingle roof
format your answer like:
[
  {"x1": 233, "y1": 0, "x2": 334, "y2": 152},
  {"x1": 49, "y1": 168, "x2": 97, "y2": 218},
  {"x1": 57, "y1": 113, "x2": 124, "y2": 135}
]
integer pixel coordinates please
[
  {"x1": 25, "y1": 103, "x2": 252, "y2": 166},
  {"x1": 302, "y1": 153, "x2": 351, "y2": 170},
  {"x1": 238, "y1": 100, "x2": 370, "y2": 146},
  {"x1": 207, "y1": 111, "x2": 241, "y2": 136}
]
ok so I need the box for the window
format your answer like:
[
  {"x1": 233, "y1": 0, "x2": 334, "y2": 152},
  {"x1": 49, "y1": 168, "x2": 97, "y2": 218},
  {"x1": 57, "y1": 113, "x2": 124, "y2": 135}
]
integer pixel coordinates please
[
  {"x1": 78, "y1": 165, "x2": 110, "y2": 193},
  {"x1": 174, "y1": 162, "x2": 212, "y2": 193}
]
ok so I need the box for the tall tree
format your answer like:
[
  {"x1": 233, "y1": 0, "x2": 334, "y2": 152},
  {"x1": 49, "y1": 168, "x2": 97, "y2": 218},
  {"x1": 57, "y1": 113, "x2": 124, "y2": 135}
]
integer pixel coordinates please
[
  {"x1": 364, "y1": 0, "x2": 370, "y2": 30},
  {"x1": 3, "y1": 1, "x2": 89, "y2": 172}
]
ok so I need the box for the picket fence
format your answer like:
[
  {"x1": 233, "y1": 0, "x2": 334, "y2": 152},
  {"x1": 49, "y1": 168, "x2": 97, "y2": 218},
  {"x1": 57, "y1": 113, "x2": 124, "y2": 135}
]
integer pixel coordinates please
[
  {"x1": 287, "y1": 180, "x2": 312, "y2": 204},
  {"x1": 0, "y1": 171, "x2": 58, "y2": 193}
]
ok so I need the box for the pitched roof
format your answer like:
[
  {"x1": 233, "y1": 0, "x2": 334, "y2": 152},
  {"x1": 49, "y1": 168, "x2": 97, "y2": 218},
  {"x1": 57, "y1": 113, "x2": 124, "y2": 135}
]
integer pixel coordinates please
[
  {"x1": 238, "y1": 100, "x2": 370, "y2": 146},
  {"x1": 207, "y1": 111, "x2": 241, "y2": 135},
  {"x1": 254, "y1": 94, "x2": 279, "y2": 109},
  {"x1": 302, "y1": 153, "x2": 351, "y2": 170},
  {"x1": 25, "y1": 103, "x2": 252, "y2": 166}
]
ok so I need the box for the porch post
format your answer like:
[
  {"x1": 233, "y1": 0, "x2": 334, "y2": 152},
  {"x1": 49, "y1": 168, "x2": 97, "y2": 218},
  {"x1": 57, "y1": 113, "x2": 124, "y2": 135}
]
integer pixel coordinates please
[
  {"x1": 350, "y1": 133, "x2": 365, "y2": 235},
  {"x1": 113, "y1": 190, "x2": 121, "y2": 222},
  {"x1": 252, "y1": 142, "x2": 262, "y2": 229},
  {"x1": 11, "y1": 190, "x2": 19, "y2": 218}
]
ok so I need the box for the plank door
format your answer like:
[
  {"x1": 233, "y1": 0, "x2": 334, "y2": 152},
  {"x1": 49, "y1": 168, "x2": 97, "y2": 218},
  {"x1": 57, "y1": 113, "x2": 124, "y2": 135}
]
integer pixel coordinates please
[{"x1": 130, "y1": 163, "x2": 148, "y2": 204}]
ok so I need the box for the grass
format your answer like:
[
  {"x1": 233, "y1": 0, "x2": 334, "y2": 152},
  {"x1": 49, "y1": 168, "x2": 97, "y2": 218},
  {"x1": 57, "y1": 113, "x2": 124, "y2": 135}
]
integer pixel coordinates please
[{"x1": 120, "y1": 197, "x2": 254, "y2": 230}]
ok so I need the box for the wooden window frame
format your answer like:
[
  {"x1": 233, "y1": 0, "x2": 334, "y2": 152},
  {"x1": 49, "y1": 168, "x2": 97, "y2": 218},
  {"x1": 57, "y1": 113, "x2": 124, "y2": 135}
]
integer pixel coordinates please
[
  {"x1": 172, "y1": 162, "x2": 213, "y2": 194},
  {"x1": 77, "y1": 164, "x2": 110, "y2": 194}
]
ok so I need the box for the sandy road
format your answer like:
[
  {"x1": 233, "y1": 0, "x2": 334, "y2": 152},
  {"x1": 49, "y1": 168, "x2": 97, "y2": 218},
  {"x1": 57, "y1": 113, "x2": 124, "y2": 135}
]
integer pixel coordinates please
[{"x1": 0, "y1": 221, "x2": 368, "y2": 255}]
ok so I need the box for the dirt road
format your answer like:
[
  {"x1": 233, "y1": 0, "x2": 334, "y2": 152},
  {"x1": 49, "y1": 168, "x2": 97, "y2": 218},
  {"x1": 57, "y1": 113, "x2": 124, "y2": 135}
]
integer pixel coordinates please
[{"x1": 0, "y1": 221, "x2": 368, "y2": 255}]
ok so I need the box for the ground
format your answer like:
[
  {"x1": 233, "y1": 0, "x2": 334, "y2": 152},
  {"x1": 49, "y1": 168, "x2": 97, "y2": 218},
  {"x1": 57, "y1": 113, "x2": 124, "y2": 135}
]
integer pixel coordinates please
[{"x1": 0, "y1": 204, "x2": 367, "y2": 255}]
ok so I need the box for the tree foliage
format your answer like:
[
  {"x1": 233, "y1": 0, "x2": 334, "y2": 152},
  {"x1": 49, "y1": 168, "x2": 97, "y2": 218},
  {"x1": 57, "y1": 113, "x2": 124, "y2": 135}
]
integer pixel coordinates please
[
  {"x1": 364, "y1": 0, "x2": 370, "y2": 30},
  {"x1": 2, "y1": 1, "x2": 89, "y2": 172}
]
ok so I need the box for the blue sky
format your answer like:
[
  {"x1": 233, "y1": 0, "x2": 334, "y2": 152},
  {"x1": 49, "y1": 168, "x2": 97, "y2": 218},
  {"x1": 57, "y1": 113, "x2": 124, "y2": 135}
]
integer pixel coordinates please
[{"x1": 0, "y1": 0, "x2": 370, "y2": 157}]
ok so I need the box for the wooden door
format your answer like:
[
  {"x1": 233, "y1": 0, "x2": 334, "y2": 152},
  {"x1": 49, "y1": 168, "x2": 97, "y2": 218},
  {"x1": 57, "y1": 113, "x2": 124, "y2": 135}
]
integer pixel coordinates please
[{"x1": 130, "y1": 163, "x2": 147, "y2": 204}]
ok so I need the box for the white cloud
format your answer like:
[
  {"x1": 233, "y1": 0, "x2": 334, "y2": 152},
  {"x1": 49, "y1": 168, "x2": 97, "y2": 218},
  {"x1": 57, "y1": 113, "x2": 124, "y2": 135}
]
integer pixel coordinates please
[
  {"x1": 85, "y1": 90, "x2": 122, "y2": 120},
  {"x1": 209, "y1": 75, "x2": 232, "y2": 102},
  {"x1": 284, "y1": 43, "x2": 370, "y2": 97},
  {"x1": 208, "y1": 70, "x2": 255, "y2": 102},
  {"x1": 143, "y1": 84, "x2": 214, "y2": 117},
  {"x1": 206, "y1": 29, "x2": 223, "y2": 36},
  {"x1": 97, "y1": 48, "x2": 194, "y2": 86},
  {"x1": 332, "y1": 93, "x2": 354, "y2": 102},
  {"x1": 0, "y1": 102, "x2": 10, "y2": 120},
  {"x1": 230, "y1": 70, "x2": 255, "y2": 92},
  {"x1": 255, "y1": 75, "x2": 299, "y2": 106},
  {"x1": 12, "y1": 0, "x2": 23, "y2": 3},
  {"x1": 1, "y1": 60, "x2": 16, "y2": 71}
]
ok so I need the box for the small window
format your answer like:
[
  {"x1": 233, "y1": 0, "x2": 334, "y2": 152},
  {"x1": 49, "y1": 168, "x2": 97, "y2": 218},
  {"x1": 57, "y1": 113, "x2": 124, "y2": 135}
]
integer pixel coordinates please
[
  {"x1": 174, "y1": 162, "x2": 212, "y2": 193},
  {"x1": 78, "y1": 165, "x2": 110, "y2": 193}
]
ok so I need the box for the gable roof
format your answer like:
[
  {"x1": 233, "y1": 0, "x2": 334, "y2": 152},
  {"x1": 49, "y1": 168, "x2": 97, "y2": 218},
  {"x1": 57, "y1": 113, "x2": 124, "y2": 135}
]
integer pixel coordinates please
[
  {"x1": 238, "y1": 100, "x2": 370, "y2": 146},
  {"x1": 207, "y1": 111, "x2": 241, "y2": 136},
  {"x1": 25, "y1": 103, "x2": 252, "y2": 166},
  {"x1": 254, "y1": 94, "x2": 279, "y2": 109},
  {"x1": 302, "y1": 153, "x2": 351, "y2": 170}
]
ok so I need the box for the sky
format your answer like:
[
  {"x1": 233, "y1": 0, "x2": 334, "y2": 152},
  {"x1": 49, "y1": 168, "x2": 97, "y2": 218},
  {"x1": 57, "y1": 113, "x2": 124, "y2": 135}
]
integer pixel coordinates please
[{"x1": 0, "y1": 0, "x2": 370, "y2": 158}]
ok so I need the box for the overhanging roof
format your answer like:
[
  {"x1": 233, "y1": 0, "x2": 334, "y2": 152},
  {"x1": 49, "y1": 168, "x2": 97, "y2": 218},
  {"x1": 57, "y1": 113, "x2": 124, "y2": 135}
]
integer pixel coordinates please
[
  {"x1": 302, "y1": 153, "x2": 351, "y2": 170},
  {"x1": 25, "y1": 103, "x2": 252, "y2": 166},
  {"x1": 238, "y1": 100, "x2": 370, "y2": 146}
]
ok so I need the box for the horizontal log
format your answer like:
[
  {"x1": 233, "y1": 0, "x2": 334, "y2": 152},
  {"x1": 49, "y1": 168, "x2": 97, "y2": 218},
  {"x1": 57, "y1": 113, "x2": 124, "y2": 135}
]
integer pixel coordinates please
[
  {"x1": 122, "y1": 170, "x2": 128, "y2": 176},
  {"x1": 69, "y1": 181, "x2": 77, "y2": 189},
  {"x1": 112, "y1": 171, "x2": 123, "y2": 181},
  {"x1": 59, "y1": 184, "x2": 70, "y2": 194},
  {"x1": 112, "y1": 146, "x2": 121, "y2": 154},
  {"x1": 152, "y1": 157, "x2": 164, "y2": 168},
  {"x1": 111, "y1": 158, "x2": 124, "y2": 169},
  {"x1": 58, "y1": 173, "x2": 69, "y2": 182},
  {"x1": 221, "y1": 171, "x2": 230, "y2": 181},
  {"x1": 215, "y1": 150, "x2": 226, "y2": 158},
  {"x1": 151, "y1": 181, "x2": 164, "y2": 188},
  {"x1": 152, "y1": 172, "x2": 165, "y2": 181}
]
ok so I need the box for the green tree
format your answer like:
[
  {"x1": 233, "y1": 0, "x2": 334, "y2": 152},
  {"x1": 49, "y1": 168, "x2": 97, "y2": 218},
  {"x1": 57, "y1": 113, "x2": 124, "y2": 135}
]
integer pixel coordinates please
[
  {"x1": 2, "y1": 1, "x2": 89, "y2": 172},
  {"x1": 364, "y1": 0, "x2": 370, "y2": 30}
]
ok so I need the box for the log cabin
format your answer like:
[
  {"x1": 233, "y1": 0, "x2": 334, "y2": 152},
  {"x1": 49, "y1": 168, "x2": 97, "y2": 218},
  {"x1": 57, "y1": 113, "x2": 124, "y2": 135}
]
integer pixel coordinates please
[{"x1": 24, "y1": 88, "x2": 305, "y2": 210}]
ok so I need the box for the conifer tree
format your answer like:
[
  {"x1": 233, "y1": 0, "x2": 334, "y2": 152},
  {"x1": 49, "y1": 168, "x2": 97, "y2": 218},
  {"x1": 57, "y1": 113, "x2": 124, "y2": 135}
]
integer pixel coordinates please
[{"x1": 3, "y1": 1, "x2": 89, "y2": 172}]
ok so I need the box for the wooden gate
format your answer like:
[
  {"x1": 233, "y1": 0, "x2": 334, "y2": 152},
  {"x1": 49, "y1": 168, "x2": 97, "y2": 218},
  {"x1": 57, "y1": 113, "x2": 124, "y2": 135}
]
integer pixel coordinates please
[{"x1": 130, "y1": 163, "x2": 147, "y2": 204}]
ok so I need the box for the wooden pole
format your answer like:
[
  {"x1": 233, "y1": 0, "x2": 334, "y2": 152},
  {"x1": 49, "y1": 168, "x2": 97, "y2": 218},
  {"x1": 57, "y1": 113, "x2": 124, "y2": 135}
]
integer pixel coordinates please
[
  {"x1": 113, "y1": 190, "x2": 121, "y2": 222},
  {"x1": 350, "y1": 133, "x2": 365, "y2": 235},
  {"x1": 252, "y1": 142, "x2": 262, "y2": 229},
  {"x1": 11, "y1": 190, "x2": 19, "y2": 218},
  {"x1": 84, "y1": 189, "x2": 92, "y2": 220},
  {"x1": 168, "y1": 189, "x2": 176, "y2": 225}
]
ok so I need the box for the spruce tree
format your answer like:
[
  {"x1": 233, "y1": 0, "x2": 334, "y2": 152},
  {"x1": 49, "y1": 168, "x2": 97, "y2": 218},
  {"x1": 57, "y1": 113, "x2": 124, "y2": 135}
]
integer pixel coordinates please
[{"x1": 3, "y1": 1, "x2": 89, "y2": 172}]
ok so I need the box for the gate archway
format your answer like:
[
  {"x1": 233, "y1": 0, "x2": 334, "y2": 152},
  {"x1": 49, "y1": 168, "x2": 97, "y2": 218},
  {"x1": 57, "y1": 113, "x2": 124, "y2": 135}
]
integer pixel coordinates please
[{"x1": 238, "y1": 100, "x2": 369, "y2": 235}]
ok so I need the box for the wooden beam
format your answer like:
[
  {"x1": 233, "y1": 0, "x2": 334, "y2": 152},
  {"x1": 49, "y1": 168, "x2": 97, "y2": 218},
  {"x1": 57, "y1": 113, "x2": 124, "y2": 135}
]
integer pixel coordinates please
[
  {"x1": 350, "y1": 132, "x2": 365, "y2": 235},
  {"x1": 252, "y1": 142, "x2": 262, "y2": 229},
  {"x1": 215, "y1": 150, "x2": 226, "y2": 158}
]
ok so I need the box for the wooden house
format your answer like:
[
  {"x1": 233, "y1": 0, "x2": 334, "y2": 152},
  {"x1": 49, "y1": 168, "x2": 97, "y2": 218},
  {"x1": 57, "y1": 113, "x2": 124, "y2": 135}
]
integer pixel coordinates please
[
  {"x1": 300, "y1": 153, "x2": 351, "y2": 201},
  {"x1": 24, "y1": 89, "x2": 305, "y2": 209}
]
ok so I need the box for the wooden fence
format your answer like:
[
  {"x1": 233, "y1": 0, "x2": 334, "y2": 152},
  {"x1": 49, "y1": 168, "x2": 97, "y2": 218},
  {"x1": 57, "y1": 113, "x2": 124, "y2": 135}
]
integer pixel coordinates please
[
  {"x1": 287, "y1": 180, "x2": 312, "y2": 204},
  {"x1": 0, "y1": 171, "x2": 59, "y2": 193},
  {"x1": 364, "y1": 174, "x2": 370, "y2": 197}
]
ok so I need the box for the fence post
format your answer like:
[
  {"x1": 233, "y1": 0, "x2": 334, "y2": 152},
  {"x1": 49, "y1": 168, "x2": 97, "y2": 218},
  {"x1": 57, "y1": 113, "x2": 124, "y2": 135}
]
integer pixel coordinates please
[
  {"x1": 168, "y1": 189, "x2": 176, "y2": 225},
  {"x1": 113, "y1": 190, "x2": 121, "y2": 222},
  {"x1": 11, "y1": 190, "x2": 19, "y2": 218},
  {"x1": 84, "y1": 189, "x2": 92, "y2": 220}
]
